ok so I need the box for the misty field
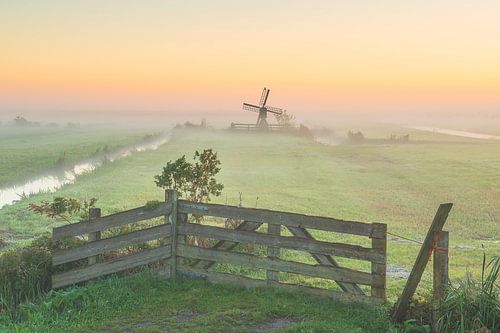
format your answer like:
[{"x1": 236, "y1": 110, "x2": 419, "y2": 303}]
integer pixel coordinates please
[{"x1": 1, "y1": 124, "x2": 499, "y2": 332}]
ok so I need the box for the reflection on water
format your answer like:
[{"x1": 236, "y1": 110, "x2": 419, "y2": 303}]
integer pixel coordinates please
[
  {"x1": 409, "y1": 126, "x2": 500, "y2": 140},
  {"x1": 0, "y1": 134, "x2": 171, "y2": 209}
]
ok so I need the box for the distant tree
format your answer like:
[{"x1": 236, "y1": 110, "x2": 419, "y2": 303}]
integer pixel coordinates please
[
  {"x1": 275, "y1": 110, "x2": 295, "y2": 127},
  {"x1": 388, "y1": 134, "x2": 410, "y2": 143},
  {"x1": 12, "y1": 116, "x2": 40, "y2": 127},
  {"x1": 347, "y1": 130, "x2": 366, "y2": 143},
  {"x1": 13, "y1": 116, "x2": 29, "y2": 126},
  {"x1": 179, "y1": 119, "x2": 208, "y2": 129}
]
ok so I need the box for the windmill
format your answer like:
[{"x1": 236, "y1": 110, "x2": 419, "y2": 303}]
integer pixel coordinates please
[{"x1": 242, "y1": 88, "x2": 284, "y2": 129}]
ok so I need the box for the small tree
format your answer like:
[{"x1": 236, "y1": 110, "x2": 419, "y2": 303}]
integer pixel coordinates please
[
  {"x1": 155, "y1": 149, "x2": 223, "y2": 246},
  {"x1": 275, "y1": 110, "x2": 295, "y2": 127},
  {"x1": 154, "y1": 149, "x2": 223, "y2": 203},
  {"x1": 155, "y1": 149, "x2": 224, "y2": 202}
]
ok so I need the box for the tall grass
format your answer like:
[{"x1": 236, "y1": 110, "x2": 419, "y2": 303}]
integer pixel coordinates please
[
  {"x1": 0, "y1": 235, "x2": 83, "y2": 321},
  {"x1": 437, "y1": 255, "x2": 500, "y2": 332},
  {"x1": 0, "y1": 236, "x2": 52, "y2": 320}
]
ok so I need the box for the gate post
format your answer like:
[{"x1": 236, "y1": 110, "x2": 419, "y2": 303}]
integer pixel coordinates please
[
  {"x1": 166, "y1": 189, "x2": 178, "y2": 279},
  {"x1": 371, "y1": 223, "x2": 387, "y2": 299},
  {"x1": 88, "y1": 208, "x2": 101, "y2": 265},
  {"x1": 432, "y1": 230, "x2": 449, "y2": 332},
  {"x1": 392, "y1": 203, "x2": 453, "y2": 322}
]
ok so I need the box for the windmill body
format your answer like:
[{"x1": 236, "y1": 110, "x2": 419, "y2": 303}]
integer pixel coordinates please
[{"x1": 237, "y1": 88, "x2": 284, "y2": 130}]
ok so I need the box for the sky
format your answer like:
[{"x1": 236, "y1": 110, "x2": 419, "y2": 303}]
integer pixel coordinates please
[{"x1": 1, "y1": 1, "x2": 499, "y2": 120}]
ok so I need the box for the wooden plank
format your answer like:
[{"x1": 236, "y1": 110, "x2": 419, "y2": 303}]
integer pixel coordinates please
[
  {"x1": 177, "y1": 244, "x2": 382, "y2": 286},
  {"x1": 192, "y1": 221, "x2": 263, "y2": 269},
  {"x1": 178, "y1": 201, "x2": 384, "y2": 238},
  {"x1": 267, "y1": 223, "x2": 280, "y2": 284},
  {"x1": 167, "y1": 190, "x2": 178, "y2": 279},
  {"x1": 177, "y1": 213, "x2": 188, "y2": 245},
  {"x1": 88, "y1": 208, "x2": 101, "y2": 265},
  {"x1": 287, "y1": 226, "x2": 365, "y2": 295},
  {"x1": 53, "y1": 203, "x2": 172, "y2": 240},
  {"x1": 177, "y1": 266, "x2": 384, "y2": 305},
  {"x1": 52, "y1": 224, "x2": 171, "y2": 266},
  {"x1": 371, "y1": 223, "x2": 387, "y2": 299},
  {"x1": 392, "y1": 203, "x2": 453, "y2": 322},
  {"x1": 178, "y1": 223, "x2": 384, "y2": 263},
  {"x1": 52, "y1": 245, "x2": 172, "y2": 289}
]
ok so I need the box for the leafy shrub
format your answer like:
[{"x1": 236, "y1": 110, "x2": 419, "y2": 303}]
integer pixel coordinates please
[
  {"x1": 154, "y1": 149, "x2": 223, "y2": 203},
  {"x1": 0, "y1": 235, "x2": 83, "y2": 319},
  {"x1": 154, "y1": 149, "x2": 223, "y2": 246},
  {"x1": 29, "y1": 196, "x2": 98, "y2": 222},
  {"x1": 436, "y1": 255, "x2": 500, "y2": 333}
]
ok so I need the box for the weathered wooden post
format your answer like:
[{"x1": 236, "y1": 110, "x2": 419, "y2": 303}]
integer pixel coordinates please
[
  {"x1": 432, "y1": 230, "x2": 449, "y2": 332},
  {"x1": 371, "y1": 223, "x2": 387, "y2": 299},
  {"x1": 266, "y1": 223, "x2": 280, "y2": 285},
  {"x1": 166, "y1": 189, "x2": 178, "y2": 279},
  {"x1": 392, "y1": 203, "x2": 453, "y2": 322},
  {"x1": 88, "y1": 208, "x2": 101, "y2": 265}
]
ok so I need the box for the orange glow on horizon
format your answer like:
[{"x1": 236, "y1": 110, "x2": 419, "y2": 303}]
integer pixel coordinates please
[{"x1": 1, "y1": 1, "x2": 499, "y2": 114}]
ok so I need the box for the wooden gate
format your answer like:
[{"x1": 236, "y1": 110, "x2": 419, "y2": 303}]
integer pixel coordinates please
[{"x1": 51, "y1": 190, "x2": 387, "y2": 304}]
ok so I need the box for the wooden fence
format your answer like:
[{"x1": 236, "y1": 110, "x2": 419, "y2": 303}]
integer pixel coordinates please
[
  {"x1": 230, "y1": 123, "x2": 289, "y2": 131},
  {"x1": 51, "y1": 190, "x2": 387, "y2": 304}
]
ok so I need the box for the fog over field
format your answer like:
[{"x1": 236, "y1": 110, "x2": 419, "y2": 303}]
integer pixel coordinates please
[{"x1": 1, "y1": 108, "x2": 499, "y2": 133}]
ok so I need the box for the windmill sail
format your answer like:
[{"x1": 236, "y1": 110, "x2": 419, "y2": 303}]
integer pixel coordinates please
[
  {"x1": 266, "y1": 106, "x2": 283, "y2": 115},
  {"x1": 243, "y1": 103, "x2": 260, "y2": 112},
  {"x1": 259, "y1": 88, "x2": 270, "y2": 106}
]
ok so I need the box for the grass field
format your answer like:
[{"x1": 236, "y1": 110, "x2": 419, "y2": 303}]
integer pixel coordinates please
[
  {"x1": 1, "y1": 124, "x2": 499, "y2": 332},
  {"x1": 0, "y1": 125, "x2": 152, "y2": 187}
]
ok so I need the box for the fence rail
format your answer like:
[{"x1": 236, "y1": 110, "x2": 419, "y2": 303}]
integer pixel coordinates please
[
  {"x1": 53, "y1": 203, "x2": 172, "y2": 240},
  {"x1": 230, "y1": 123, "x2": 289, "y2": 131},
  {"x1": 51, "y1": 190, "x2": 387, "y2": 304}
]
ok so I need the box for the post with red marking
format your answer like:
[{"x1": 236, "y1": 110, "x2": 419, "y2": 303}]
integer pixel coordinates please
[{"x1": 432, "y1": 230, "x2": 449, "y2": 331}]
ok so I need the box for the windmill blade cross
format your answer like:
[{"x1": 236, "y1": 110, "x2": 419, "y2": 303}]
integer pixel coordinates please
[{"x1": 243, "y1": 103, "x2": 260, "y2": 113}]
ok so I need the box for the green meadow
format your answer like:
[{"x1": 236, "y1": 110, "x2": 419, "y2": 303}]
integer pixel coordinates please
[
  {"x1": 0, "y1": 125, "x2": 150, "y2": 187},
  {"x1": 0, "y1": 124, "x2": 499, "y2": 332}
]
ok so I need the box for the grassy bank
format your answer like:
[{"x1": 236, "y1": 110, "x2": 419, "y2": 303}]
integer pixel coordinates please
[
  {"x1": 0, "y1": 125, "x2": 151, "y2": 187},
  {"x1": 0, "y1": 270, "x2": 389, "y2": 333}
]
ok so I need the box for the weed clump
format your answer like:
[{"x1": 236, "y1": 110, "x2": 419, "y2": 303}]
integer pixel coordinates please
[{"x1": 436, "y1": 255, "x2": 500, "y2": 333}]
